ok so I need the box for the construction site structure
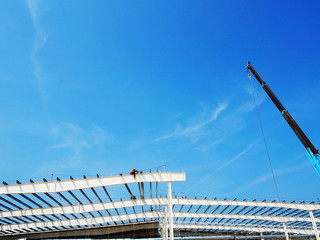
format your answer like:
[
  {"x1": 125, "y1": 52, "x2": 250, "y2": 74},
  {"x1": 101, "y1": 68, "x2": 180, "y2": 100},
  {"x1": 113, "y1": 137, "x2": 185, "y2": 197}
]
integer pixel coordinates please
[{"x1": 0, "y1": 171, "x2": 320, "y2": 240}]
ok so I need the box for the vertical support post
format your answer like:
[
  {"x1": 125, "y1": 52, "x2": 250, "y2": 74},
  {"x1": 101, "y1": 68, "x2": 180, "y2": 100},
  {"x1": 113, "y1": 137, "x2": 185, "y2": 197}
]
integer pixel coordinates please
[
  {"x1": 282, "y1": 222, "x2": 289, "y2": 240},
  {"x1": 260, "y1": 232, "x2": 264, "y2": 240},
  {"x1": 161, "y1": 218, "x2": 165, "y2": 240},
  {"x1": 309, "y1": 210, "x2": 320, "y2": 240},
  {"x1": 164, "y1": 204, "x2": 168, "y2": 240},
  {"x1": 167, "y1": 181, "x2": 174, "y2": 240}
]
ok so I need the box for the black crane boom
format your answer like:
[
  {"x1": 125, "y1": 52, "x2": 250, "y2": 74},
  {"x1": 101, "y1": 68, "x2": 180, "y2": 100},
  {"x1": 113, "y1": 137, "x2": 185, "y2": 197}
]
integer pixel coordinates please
[{"x1": 246, "y1": 61, "x2": 319, "y2": 156}]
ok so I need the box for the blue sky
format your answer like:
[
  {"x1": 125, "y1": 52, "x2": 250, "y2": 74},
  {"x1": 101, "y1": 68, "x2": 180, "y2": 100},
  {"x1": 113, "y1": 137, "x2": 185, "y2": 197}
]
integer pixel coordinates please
[{"x1": 1, "y1": 0, "x2": 320, "y2": 202}]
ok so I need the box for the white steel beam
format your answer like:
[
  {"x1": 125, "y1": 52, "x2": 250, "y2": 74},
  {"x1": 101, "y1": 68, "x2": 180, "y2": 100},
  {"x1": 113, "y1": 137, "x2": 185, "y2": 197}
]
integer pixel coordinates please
[
  {"x1": 282, "y1": 222, "x2": 289, "y2": 240},
  {"x1": 172, "y1": 198, "x2": 320, "y2": 211},
  {"x1": 0, "y1": 198, "x2": 166, "y2": 218},
  {"x1": 165, "y1": 204, "x2": 168, "y2": 240},
  {"x1": 1, "y1": 212, "x2": 162, "y2": 232},
  {"x1": 1, "y1": 197, "x2": 318, "y2": 224},
  {"x1": 172, "y1": 212, "x2": 317, "y2": 224},
  {"x1": 168, "y1": 182, "x2": 174, "y2": 240},
  {"x1": 0, "y1": 172, "x2": 186, "y2": 194},
  {"x1": 1, "y1": 210, "x2": 315, "y2": 235},
  {"x1": 309, "y1": 210, "x2": 320, "y2": 240},
  {"x1": 173, "y1": 223, "x2": 315, "y2": 235},
  {"x1": 161, "y1": 217, "x2": 165, "y2": 240}
]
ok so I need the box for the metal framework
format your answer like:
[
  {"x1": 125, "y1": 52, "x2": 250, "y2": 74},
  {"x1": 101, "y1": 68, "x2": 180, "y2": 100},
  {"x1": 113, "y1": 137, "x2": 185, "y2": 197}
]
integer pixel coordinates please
[{"x1": 0, "y1": 171, "x2": 319, "y2": 240}]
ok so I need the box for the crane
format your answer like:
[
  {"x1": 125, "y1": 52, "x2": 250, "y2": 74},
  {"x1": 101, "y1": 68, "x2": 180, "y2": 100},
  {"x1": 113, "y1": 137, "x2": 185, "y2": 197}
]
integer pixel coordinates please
[{"x1": 246, "y1": 61, "x2": 320, "y2": 177}]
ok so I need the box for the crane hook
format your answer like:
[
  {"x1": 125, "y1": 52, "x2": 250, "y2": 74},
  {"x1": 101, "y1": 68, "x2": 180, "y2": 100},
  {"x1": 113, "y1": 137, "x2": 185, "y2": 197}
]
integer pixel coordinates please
[{"x1": 247, "y1": 70, "x2": 252, "y2": 80}]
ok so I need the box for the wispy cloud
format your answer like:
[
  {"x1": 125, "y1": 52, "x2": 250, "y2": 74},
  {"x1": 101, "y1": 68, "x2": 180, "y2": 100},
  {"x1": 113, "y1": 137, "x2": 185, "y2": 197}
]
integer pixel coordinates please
[
  {"x1": 237, "y1": 85, "x2": 267, "y2": 113},
  {"x1": 152, "y1": 83, "x2": 266, "y2": 153},
  {"x1": 185, "y1": 141, "x2": 256, "y2": 193},
  {"x1": 214, "y1": 142, "x2": 256, "y2": 174},
  {"x1": 153, "y1": 125, "x2": 182, "y2": 142},
  {"x1": 185, "y1": 121, "x2": 284, "y2": 193},
  {"x1": 26, "y1": 0, "x2": 49, "y2": 107},
  {"x1": 153, "y1": 103, "x2": 228, "y2": 142},
  {"x1": 196, "y1": 138, "x2": 225, "y2": 152},
  {"x1": 180, "y1": 103, "x2": 228, "y2": 137},
  {"x1": 51, "y1": 123, "x2": 114, "y2": 158},
  {"x1": 231, "y1": 162, "x2": 309, "y2": 195}
]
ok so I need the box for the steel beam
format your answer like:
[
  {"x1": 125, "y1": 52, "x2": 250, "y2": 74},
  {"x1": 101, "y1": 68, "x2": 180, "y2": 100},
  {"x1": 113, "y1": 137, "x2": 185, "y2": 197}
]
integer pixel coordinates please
[
  {"x1": 0, "y1": 222, "x2": 160, "y2": 240},
  {"x1": 309, "y1": 210, "x2": 320, "y2": 240},
  {"x1": 1, "y1": 198, "x2": 317, "y2": 225},
  {"x1": 173, "y1": 223, "x2": 314, "y2": 235},
  {"x1": 168, "y1": 182, "x2": 174, "y2": 240},
  {"x1": 0, "y1": 172, "x2": 186, "y2": 194}
]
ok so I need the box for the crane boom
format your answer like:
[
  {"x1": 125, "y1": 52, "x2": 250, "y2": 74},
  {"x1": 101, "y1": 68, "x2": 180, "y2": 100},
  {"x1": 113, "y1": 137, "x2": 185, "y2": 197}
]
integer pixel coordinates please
[{"x1": 246, "y1": 61, "x2": 320, "y2": 176}]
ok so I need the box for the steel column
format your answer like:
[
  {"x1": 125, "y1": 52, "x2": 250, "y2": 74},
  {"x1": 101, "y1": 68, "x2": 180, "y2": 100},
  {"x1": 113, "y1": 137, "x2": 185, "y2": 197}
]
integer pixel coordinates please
[
  {"x1": 161, "y1": 218, "x2": 165, "y2": 240},
  {"x1": 164, "y1": 204, "x2": 168, "y2": 240},
  {"x1": 282, "y1": 222, "x2": 289, "y2": 240},
  {"x1": 168, "y1": 182, "x2": 174, "y2": 240},
  {"x1": 309, "y1": 210, "x2": 320, "y2": 240}
]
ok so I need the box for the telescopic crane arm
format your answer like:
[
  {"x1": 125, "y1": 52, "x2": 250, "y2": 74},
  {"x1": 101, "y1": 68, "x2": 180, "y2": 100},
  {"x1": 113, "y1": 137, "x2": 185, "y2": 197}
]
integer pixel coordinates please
[{"x1": 246, "y1": 61, "x2": 320, "y2": 176}]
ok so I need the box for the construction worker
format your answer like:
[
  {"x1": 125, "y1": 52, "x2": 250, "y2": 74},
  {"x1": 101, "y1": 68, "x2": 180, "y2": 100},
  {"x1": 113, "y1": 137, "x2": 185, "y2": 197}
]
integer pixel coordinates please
[{"x1": 130, "y1": 168, "x2": 138, "y2": 178}]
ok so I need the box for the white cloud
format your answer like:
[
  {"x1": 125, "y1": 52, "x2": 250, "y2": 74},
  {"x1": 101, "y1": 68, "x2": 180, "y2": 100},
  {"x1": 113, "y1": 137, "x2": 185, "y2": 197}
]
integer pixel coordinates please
[
  {"x1": 153, "y1": 125, "x2": 182, "y2": 142},
  {"x1": 231, "y1": 162, "x2": 309, "y2": 195},
  {"x1": 26, "y1": 0, "x2": 49, "y2": 107},
  {"x1": 184, "y1": 121, "x2": 283, "y2": 194},
  {"x1": 199, "y1": 122, "x2": 283, "y2": 178},
  {"x1": 180, "y1": 103, "x2": 228, "y2": 137},
  {"x1": 152, "y1": 83, "x2": 268, "y2": 153},
  {"x1": 213, "y1": 142, "x2": 256, "y2": 174},
  {"x1": 153, "y1": 102, "x2": 228, "y2": 143},
  {"x1": 185, "y1": 141, "x2": 256, "y2": 194},
  {"x1": 33, "y1": 123, "x2": 113, "y2": 176},
  {"x1": 51, "y1": 123, "x2": 114, "y2": 157},
  {"x1": 197, "y1": 138, "x2": 225, "y2": 152},
  {"x1": 237, "y1": 85, "x2": 267, "y2": 113}
]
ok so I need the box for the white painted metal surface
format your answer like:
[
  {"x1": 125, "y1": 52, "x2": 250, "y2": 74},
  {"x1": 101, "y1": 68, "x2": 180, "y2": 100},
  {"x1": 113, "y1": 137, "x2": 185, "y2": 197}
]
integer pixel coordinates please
[
  {"x1": 0, "y1": 171, "x2": 319, "y2": 240},
  {"x1": 1, "y1": 211, "x2": 316, "y2": 235},
  {"x1": 173, "y1": 223, "x2": 315, "y2": 235},
  {"x1": 1, "y1": 198, "x2": 316, "y2": 223},
  {"x1": 0, "y1": 172, "x2": 185, "y2": 194},
  {"x1": 309, "y1": 210, "x2": 320, "y2": 240},
  {"x1": 167, "y1": 182, "x2": 174, "y2": 240},
  {"x1": 282, "y1": 222, "x2": 289, "y2": 240}
]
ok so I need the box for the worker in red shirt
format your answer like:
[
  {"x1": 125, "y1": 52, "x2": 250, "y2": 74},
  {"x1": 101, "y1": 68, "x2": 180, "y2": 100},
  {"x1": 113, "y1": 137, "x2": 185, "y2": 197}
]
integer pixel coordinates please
[{"x1": 130, "y1": 168, "x2": 139, "y2": 178}]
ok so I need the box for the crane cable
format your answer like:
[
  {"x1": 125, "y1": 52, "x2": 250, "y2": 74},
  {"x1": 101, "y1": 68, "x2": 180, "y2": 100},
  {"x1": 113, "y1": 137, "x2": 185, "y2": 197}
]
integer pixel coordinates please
[{"x1": 247, "y1": 70, "x2": 281, "y2": 202}]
